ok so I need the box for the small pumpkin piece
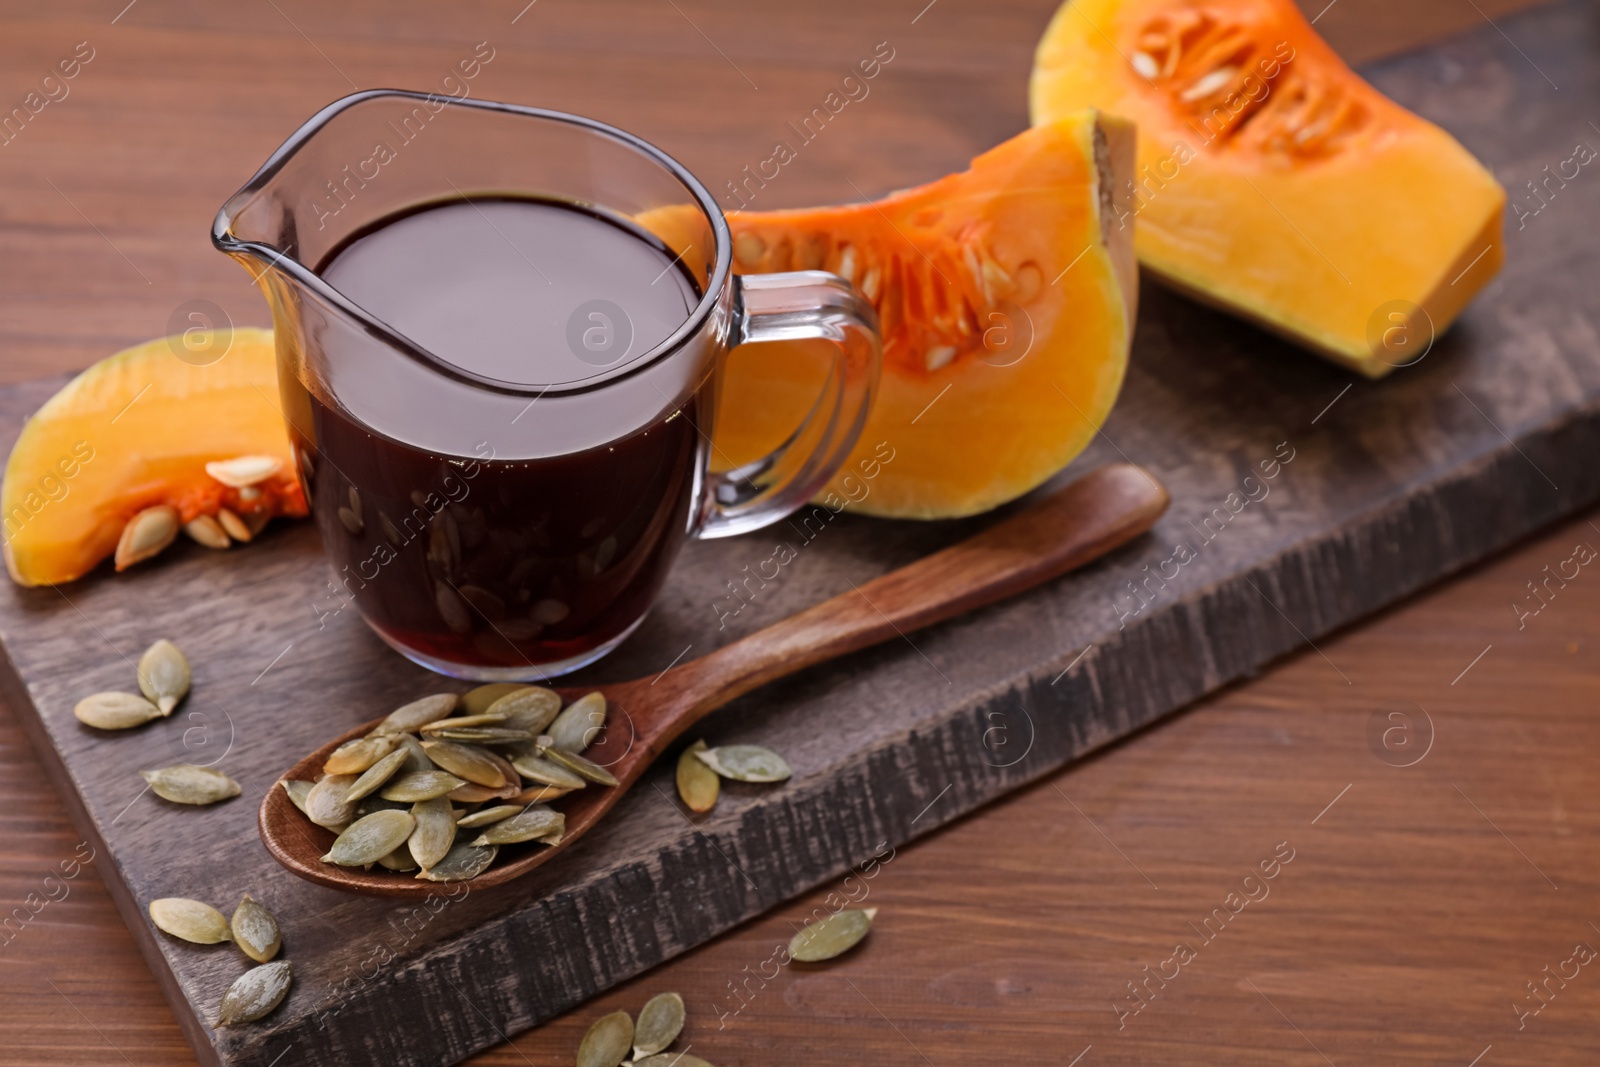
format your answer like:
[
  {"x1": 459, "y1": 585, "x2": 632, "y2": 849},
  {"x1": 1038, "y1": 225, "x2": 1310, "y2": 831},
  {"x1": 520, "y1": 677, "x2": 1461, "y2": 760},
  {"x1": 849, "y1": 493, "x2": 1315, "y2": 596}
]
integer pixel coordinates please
[
  {"x1": 74, "y1": 691, "x2": 162, "y2": 730},
  {"x1": 149, "y1": 897, "x2": 232, "y2": 944},
  {"x1": 576, "y1": 1010, "x2": 634, "y2": 1067},
  {"x1": 789, "y1": 907, "x2": 878, "y2": 962},
  {"x1": 140, "y1": 764, "x2": 241, "y2": 806},
  {"x1": 137, "y1": 639, "x2": 190, "y2": 715},
  {"x1": 217, "y1": 960, "x2": 293, "y2": 1027},
  {"x1": 229, "y1": 894, "x2": 281, "y2": 963},
  {"x1": 676, "y1": 740, "x2": 719, "y2": 813},
  {"x1": 633, "y1": 992, "x2": 686, "y2": 1059}
]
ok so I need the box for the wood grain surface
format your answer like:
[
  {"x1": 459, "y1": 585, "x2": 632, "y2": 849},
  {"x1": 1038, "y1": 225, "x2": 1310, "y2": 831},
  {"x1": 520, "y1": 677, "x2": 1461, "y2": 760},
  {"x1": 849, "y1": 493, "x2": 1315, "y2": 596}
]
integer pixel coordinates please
[{"x1": 1, "y1": 0, "x2": 1592, "y2": 1065}]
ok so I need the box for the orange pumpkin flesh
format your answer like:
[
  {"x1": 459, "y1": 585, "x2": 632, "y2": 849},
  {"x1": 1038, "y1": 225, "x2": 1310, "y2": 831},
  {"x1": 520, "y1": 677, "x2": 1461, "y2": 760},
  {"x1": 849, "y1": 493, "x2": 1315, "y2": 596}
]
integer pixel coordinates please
[
  {"x1": 2, "y1": 328, "x2": 306, "y2": 586},
  {"x1": 1031, "y1": 0, "x2": 1506, "y2": 377},
  {"x1": 649, "y1": 112, "x2": 1137, "y2": 519}
]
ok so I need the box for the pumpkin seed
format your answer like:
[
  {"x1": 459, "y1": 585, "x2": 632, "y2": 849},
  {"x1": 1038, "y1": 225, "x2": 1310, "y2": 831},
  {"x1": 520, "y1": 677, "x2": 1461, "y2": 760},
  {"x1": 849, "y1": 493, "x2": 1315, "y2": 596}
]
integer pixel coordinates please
[
  {"x1": 324, "y1": 733, "x2": 399, "y2": 775},
  {"x1": 379, "y1": 769, "x2": 466, "y2": 802},
  {"x1": 485, "y1": 686, "x2": 563, "y2": 733},
  {"x1": 548, "y1": 691, "x2": 607, "y2": 752},
  {"x1": 789, "y1": 907, "x2": 877, "y2": 962},
  {"x1": 136, "y1": 639, "x2": 190, "y2": 715},
  {"x1": 140, "y1": 764, "x2": 241, "y2": 806},
  {"x1": 462, "y1": 682, "x2": 528, "y2": 717},
  {"x1": 149, "y1": 897, "x2": 231, "y2": 944},
  {"x1": 353, "y1": 795, "x2": 410, "y2": 819},
  {"x1": 455, "y1": 804, "x2": 522, "y2": 829},
  {"x1": 415, "y1": 841, "x2": 497, "y2": 882},
  {"x1": 634, "y1": 1056, "x2": 713, "y2": 1067},
  {"x1": 510, "y1": 753, "x2": 587, "y2": 790},
  {"x1": 676, "y1": 740, "x2": 719, "y2": 813},
  {"x1": 304, "y1": 773, "x2": 360, "y2": 827},
  {"x1": 428, "y1": 726, "x2": 537, "y2": 745},
  {"x1": 279, "y1": 779, "x2": 314, "y2": 817},
  {"x1": 343, "y1": 747, "x2": 409, "y2": 803},
  {"x1": 576, "y1": 1009, "x2": 634, "y2": 1067},
  {"x1": 543, "y1": 745, "x2": 619, "y2": 786},
  {"x1": 448, "y1": 779, "x2": 519, "y2": 803},
  {"x1": 695, "y1": 744, "x2": 791, "y2": 783},
  {"x1": 373, "y1": 693, "x2": 458, "y2": 735},
  {"x1": 420, "y1": 740, "x2": 507, "y2": 788},
  {"x1": 471, "y1": 805, "x2": 563, "y2": 846},
  {"x1": 377, "y1": 846, "x2": 419, "y2": 871},
  {"x1": 409, "y1": 796, "x2": 456, "y2": 870},
  {"x1": 633, "y1": 991, "x2": 685, "y2": 1058},
  {"x1": 419, "y1": 713, "x2": 508, "y2": 733},
  {"x1": 216, "y1": 507, "x2": 253, "y2": 543},
  {"x1": 114, "y1": 505, "x2": 179, "y2": 570},
  {"x1": 183, "y1": 514, "x2": 231, "y2": 549},
  {"x1": 217, "y1": 960, "x2": 292, "y2": 1026},
  {"x1": 514, "y1": 784, "x2": 575, "y2": 804},
  {"x1": 322, "y1": 810, "x2": 416, "y2": 866},
  {"x1": 74, "y1": 691, "x2": 162, "y2": 730},
  {"x1": 205, "y1": 454, "x2": 282, "y2": 488},
  {"x1": 230, "y1": 894, "x2": 281, "y2": 963}
]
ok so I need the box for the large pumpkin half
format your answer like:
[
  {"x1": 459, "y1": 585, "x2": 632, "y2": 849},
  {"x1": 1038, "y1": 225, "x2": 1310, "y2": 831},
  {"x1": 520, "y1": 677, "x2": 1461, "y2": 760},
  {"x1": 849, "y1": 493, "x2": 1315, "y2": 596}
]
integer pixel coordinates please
[
  {"x1": 704, "y1": 112, "x2": 1137, "y2": 519},
  {"x1": 1031, "y1": 0, "x2": 1506, "y2": 377}
]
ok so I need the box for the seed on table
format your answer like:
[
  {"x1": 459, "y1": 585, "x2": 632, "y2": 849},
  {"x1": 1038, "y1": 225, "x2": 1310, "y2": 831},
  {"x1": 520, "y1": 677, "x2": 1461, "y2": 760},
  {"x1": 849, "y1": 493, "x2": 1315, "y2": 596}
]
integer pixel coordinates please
[
  {"x1": 408, "y1": 796, "x2": 456, "y2": 870},
  {"x1": 74, "y1": 691, "x2": 162, "y2": 730},
  {"x1": 676, "y1": 740, "x2": 719, "y2": 813},
  {"x1": 694, "y1": 744, "x2": 791, "y2": 783},
  {"x1": 304, "y1": 773, "x2": 360, "y2": 828},
  {"x1": 136, "y1": 639, "x2": 190, "y2": 715},
  {"x1": 415, "y1": 841, "x2": 497, "y2": 882},
  {"x1": 420, "y1": 739, "x2": 508, "y2": 788},
  {"x1": 633, "y1": 1056, "x2": 713, "y2": 1067},
  {"x1": 485, "y1": 685, "x2": 563, "y2": 733},
  {"x1": 633, "y1": 991, "x2": 685, "y2": 1058},
  {"x1": 471, "y1": 805, "x2": 563, "y2": 846},
  {"x1": 379, "y1": 769, "x2": 466, "y2": 802},
  {"x1": 548, "y1": 691, "x2": 607, "y2": 753},
  {"x1": 789, "y1": 907, "x2": 877, "y2": 962},
  {"x1": 324, "y1": 733, "x2": 399, "y2": 775},
  {"x1": 372, "y1": 693, "x2": 458, "y2": 735},
  {"x1": 543, "y1": 745, "x2": 619, "y2": 786},
  {"x1": 217, "y1": 960, "x2": 293, "y2": 1026},
  {"x1": 140, "y1": 764, "x2": 241, "y2": 806},
  {"x1": 343, "y1": 747, "x2": 410, "y2": 803},
  {"x1": 230, "y1": 894, "x2": 281, "y2": 963},
  {"x1": 322, "y1": 810, "x2": 416, "y2": 866},
  {"x1": 149, "y1": 897, "x2": 231, "y2": 944},
  {"x1": 576, "y1": 1009, "x2": 634, "y2": 1067}
]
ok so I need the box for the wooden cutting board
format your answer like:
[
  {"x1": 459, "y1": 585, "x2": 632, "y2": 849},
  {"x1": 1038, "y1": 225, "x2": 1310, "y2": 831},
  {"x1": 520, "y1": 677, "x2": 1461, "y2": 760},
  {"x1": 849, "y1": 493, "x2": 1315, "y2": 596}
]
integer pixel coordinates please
[{"x1": 2, "y1": 2, "x2": 1595, "y2": 1064}]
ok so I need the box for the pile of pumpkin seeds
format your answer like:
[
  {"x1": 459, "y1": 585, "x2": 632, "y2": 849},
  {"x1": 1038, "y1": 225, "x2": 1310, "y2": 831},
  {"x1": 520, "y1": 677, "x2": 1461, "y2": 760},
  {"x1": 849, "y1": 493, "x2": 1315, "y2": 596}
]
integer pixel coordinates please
[
  {"x1": 281, "y1": 683, "x2": 619, "y2": 882},
  {"x1": 148, "y1": 892, "x2": 291, "y2": 1026},
  {"x1": 577, "y1": 991, "x2": 708, "y2": 1067}
]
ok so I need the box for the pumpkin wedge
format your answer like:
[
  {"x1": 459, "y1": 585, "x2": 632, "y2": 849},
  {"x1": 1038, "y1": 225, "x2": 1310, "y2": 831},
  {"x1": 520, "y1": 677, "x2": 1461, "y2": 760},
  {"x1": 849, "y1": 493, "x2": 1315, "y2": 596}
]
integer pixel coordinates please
[
  {"x1": 2, "y1": 328, "x2": 306, "y2": 586},
  {"x1": 648, "y1": 112, "x2": 1137, "y2": 519},
  {"x1": 1031, "y1": 0, "x2": 1506, "y2": 377}
]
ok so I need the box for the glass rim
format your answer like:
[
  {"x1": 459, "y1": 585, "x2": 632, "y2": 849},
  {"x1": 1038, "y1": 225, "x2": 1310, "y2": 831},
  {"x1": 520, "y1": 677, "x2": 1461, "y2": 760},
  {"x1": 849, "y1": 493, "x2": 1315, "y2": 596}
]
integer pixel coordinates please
[{"x1": 211, "y1": 89, "x2": 733, "y2": 398}]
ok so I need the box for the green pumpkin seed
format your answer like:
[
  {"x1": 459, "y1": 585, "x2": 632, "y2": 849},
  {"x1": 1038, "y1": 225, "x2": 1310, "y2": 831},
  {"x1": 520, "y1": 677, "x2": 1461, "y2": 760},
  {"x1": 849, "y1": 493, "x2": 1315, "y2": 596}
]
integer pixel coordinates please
[
  {"x1": 343, "y1": 747, "x2": 409, "y2": 803},
  {"x1": 455, "y1": 804, "x2": 522, "y2": 829},
  {"x1": 377, "y1": 846, "x2": 419, "y2": 871},
  {"x1": 510, "y1": 753, "x2": 587, "y2": 790},
  {"x1": 395, "y1": 732, "x2": 432, "y2": 772},
  {"x1": 217, "y1": 960, "x2": 292, "y2": 1026},
  {"x1": 462, "y1": 682, "x2": 528, "y2": 717},
  {"x1": 419, "y1": 713, "x2": 508, "y2": 733},
  {"x1": 576, "y1": 1009, "x2": 633, "y2": 1067},
  {"x1": 324, "y1": 733, "x2": 399, "y2": 775},
  {"x1": 633, "y1": 991, "x2": 685, "y2": 1058},
  {"x1": 448, "y1": 779, "x2": 520, "y2": 803},
  {"x1": 74, "y1": 691, "x2": 162, "y2": 730},
  {"x1": 136, "y1": 639, "x2": 190, "y2": 715},
  {"x1": 515, "y1": 784, "x2": 575, "y2": 804},
  {"x1": 428, "y1": 726, "x2": 538, "y2": 745},
  {"x1": 420, "y1": 740, "x2": 507, "y2": 787},
  {"x1": 695, "y1": 744, "x2": 791, "y2": 783},
  {"x1": 634, "y1": 1055, "x2": 713, "y2": 1067},
  {"x1": 279, "y1": 779, "x2": 314, "y2": 817},
  {"x1": 548, "y1": 691, "x2": 606, "y2": 752},
  {"x1": 543, "y1": 745, "x2": 619, "y2": 786},
  {"x1": 304, "y1": 773, "x2": 359, "y2": 827},
  {"x1": 486, "y1": 686, "x2": 563, "y2": 733},
  {"x1": 471, "y1": 805, "x2": 563, "y2": 846},
  {"x1": 322, "y1": 809, "x2": 415, "y2": 866},
  {"x1": 354, "y1": 796, "x2": 410, "y2": 818},
  {"x1": 409, "y1": 796, "x2": 456, "y2": 869},
  {"x1": 140, "y1": 764, "x2": 241, "y2": 805},
  {"x1": 229, "y1": 894, "x2": 281, "y2": 963},
  {"x1": 676, "y1": 740, "x2": 719, "y2": 813},
  {"x1": 149, "y1": 897, "x2": 231, "y2": 944},
  {"x1": 415, "y1": 841, "x2": 497, "y2": 882},
  {"x1": 379, "y1": 769, "x2": 465, "y2": 802},
  {"x1": 789, "y1": 907, "x2": 877, "y2": 962},
  {"x1": 373, "y1": 693, "x2": 458, "y2": 735}
]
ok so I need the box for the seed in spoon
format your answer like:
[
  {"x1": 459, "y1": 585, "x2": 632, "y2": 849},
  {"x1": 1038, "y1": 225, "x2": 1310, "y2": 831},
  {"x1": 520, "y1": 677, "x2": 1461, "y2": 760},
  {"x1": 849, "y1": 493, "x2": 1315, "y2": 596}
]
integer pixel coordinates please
[
  {"x1": 140, "y1": 765, "x2": 241, "y2": 805},
  {"x1": 304, "y1": 773, "x2": 359, "y2": 827},
  {"x1": 471, "y1": 805, "x2": 563, "y2": 846},
  {"x1": 136, "y1": 639, "x2": 190, "y2": 715},
  {"x1": 462, "y1": 682, "x2": 528, "y2": 717},
  {"x1": 510, "y1": 752, "x2": 587, "y2": 790},
  {"x1": 380, "y1": 769, "x2": 466, "y2": 802},
  {"x1": 542, "y1": 746, "x2": 619, "y2": 786},
  {"x1": 408, "y1": 796, "x2": 456, "y2": 870},
  {"x1": 372, "y1": 693, "x2": 458, "y2": 735},
  {"x1": 576, "y1": 1009, "x2": 633, "y2": 1067},
  {"x1": 513, "y1": 784, "x2": 575, "y2": 804},
  {"x1": 149, "y1": 897, "x2": 231, "y2": 944},
  {"x1": 485, "y1": 685, "x2": 563, "y2": 733},
  {"x1": 455, "y1": 804, "x2": 523, "y2": 829},
  {"x1": 279, "y1": 779, "x2": 314, "y2": 817},
  {"x1": 324, "y1": 734, "x2": 399, "y2": 775},
  {"x1": 343, "y1": 747, "x2": 410, "y2": 803},
  {"x1": 377, "y1": 846, "x2": 419, "y2": 872},
  {"x1": 420, "y1": 740, "x2": 507, "y2": 787},
  {"x1": 323, "y1": 810, "x2": 416, "y2": 866},
  {"x1": 789, "y1": 907, "x2": 877, "y2": 962},
  {"x1": 230, "y1": 894, "x2": 281, "y2": 963},
  {"x1": 217, "y1": 960, "x2": 292, "y2": 1026},
  {"x1": 74, "y1": 691, "x2": 162, "y2": 730},
  {"x1": 633, "y1": 991, "x2": 685, "y2": 1058},
  {"x1": 419, "y1": 713, "x2": 509, "y2": 733},
  {"x1": 415, "y1": 841, "x2": 497, "y2": 882},
  {"x1": 548, "y1": 691, "x2": 606, "y2": 753},
  {"x1": 695, "y1": 744, "x2": 791, "y2": 783},
  {"x1": 676, "y1": 740, "x2": 719, "y2": 813},
  {"x1": 428, "y1": 726, "x2": 537, "y2": 745}
]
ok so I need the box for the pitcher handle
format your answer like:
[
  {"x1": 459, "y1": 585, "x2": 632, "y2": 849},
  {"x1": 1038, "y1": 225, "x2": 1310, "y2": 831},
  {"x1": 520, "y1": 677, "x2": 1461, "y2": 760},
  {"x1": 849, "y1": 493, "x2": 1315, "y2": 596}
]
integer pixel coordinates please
[{"x1": 695, "y1": 271, "x2": 883, "y2": 540}]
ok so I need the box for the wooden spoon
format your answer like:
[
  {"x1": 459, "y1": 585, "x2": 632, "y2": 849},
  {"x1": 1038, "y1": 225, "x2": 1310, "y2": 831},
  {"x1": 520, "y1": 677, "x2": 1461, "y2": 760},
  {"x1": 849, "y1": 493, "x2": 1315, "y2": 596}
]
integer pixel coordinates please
[{"x1": 260, "y1": 463, "x2": 1169, "y2": 896}]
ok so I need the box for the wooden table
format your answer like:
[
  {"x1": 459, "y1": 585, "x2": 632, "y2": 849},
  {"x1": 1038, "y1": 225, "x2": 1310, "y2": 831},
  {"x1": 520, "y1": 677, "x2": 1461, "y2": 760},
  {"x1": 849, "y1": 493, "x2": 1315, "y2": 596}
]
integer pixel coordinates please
[{"x1": 1, "y1": 0, "x2": 1589, "y2": 1063}]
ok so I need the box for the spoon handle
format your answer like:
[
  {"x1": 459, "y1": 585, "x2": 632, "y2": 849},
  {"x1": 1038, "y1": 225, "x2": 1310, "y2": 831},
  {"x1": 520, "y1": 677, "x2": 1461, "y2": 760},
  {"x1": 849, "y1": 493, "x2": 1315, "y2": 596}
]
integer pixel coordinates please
[{"x1": 655, "y1": 463, "x2": 1169, "y2": 734}]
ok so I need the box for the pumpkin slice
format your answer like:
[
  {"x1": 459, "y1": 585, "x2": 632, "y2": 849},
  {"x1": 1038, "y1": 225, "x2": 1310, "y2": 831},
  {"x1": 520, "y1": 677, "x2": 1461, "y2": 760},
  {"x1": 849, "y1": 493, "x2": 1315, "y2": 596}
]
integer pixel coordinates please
[
  {"x1": 3, "y1": 328, "x2": 307, "y2": 586},
  {"x1": 647, "y1": 112, "x2": 1136, "y2": 519},
  {"x1": 1031, "y1": 0, "x2": 1506, "y2": 377}
]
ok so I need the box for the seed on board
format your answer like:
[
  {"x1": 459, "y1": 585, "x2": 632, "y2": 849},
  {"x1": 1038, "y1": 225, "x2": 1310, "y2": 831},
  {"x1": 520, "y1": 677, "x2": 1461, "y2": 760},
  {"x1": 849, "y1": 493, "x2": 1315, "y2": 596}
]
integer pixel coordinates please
[
  {"x1": 676, "y1": 740, "x2": 719, "y2": 813},
  {"x1": 694, "y1": 744, "x2": 791, "y2": 783},
  {"x1": 634, "y1": 1056, "x2": 712, "y2": 1067},
  {"x1": 471, "y1": 805, "x2": 563, "y2": 846},
  {"x1": 420, "y1": 740, "x2": 507, "y2": 788},
  {"x1": 454, "y1": 804, "x2": 523, "y2": 829},
  {"x1": 343, "y1": 747, "x2": 410, "y2": 803},
  {"x1": 485, "y1": 685, "x2": 563, "y2": 733},
  {"x1": 373, "y1": 693, "x2": 459, "y2": 734},
  {"x1": 114, "y1": 504, "x2": 179, "y2": 570},
  {"x1": 510, "y1": 753, "x2": 587, "y2": 791},
  {"x1": 462, "y1": 682, "x2": 527, "y2": 717},
  {"x1": 415, "y1": 841, "x2": 497, "y2": 882},
  {"x1": 789, "y1": 907, "x2": 877, "y2": 962},
  {"x1": 380, "y1": 769, "x2": 466, "y2": 803},
  {"x1": 408, "y1": 796, "x2": 456, "y2": 870},
  {"x1": 542, "y1": 745, "x2": 619, "y2": 787},
  {"x1": 304, "y1": 773, "x2": 360, "y2": 828},
  {"x1": 217, "y1": 960, "x2": 293, "y2": 1027},
  {"x1": 230, "y1": 894, "x2": 281, "y2": 963},
  {"x1": 140, "y1": 764, "x2": 241, "y2": 806},
  {"x1": 576, "y1": 1009, "x2": 634, "y2": 1067},
  {"x1": 324, "y1": 733, "x2": 400, "y2": 776},
  {"x1": 547, "y1": 691, "x2": 607, "y2": 753},
  {"x1": 279, "y1": 779, "x2": 315, "y2": 817},
  {"x1": 633, "y1": 991, "x2": 686, "y2": 1058},
  {"x1": 137, "y1": 639, "x2": 190, "y2": 715},
  {"x1": 149, "y1": 897, "x2": 232, "y2": 944},
  {"x1": 322, "y1": 810, "x2": 416, "y2": 866},
  {"x1": 74, "y1": 691, "x2": 162, "y2": 730}
]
